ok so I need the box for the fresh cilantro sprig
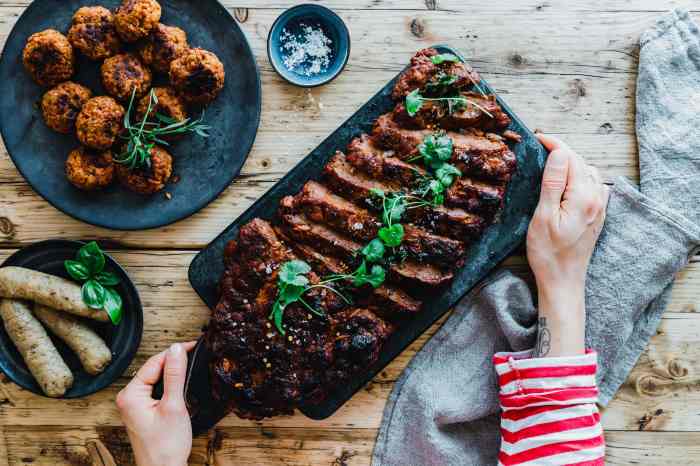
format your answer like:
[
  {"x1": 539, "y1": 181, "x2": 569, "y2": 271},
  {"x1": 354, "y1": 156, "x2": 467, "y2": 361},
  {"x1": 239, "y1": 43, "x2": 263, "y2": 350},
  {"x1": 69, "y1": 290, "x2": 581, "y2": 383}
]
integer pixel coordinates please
[
  {"x1": 64, "y1": 241, "x2": 123, "y2": 325},
  {"x1": 405, "y1": 89, "x2": 494, "y2": 118},
  {"x1": 270, "y1": 260, "x2": 352, "y2": 335},
  {"x1": 406, "y1": 132, "x2": 464, "y2": 206},
  {"x1": 430, "y1": 53, "x2": 460, "y2": 64}
]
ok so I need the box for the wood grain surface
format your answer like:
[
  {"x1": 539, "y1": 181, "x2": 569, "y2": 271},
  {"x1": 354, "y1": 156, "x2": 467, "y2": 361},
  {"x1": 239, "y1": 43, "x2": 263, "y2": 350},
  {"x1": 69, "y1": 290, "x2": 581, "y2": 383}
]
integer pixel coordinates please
[{"x1": 2, "y1": 1, "x2": 700, "y2": 464}]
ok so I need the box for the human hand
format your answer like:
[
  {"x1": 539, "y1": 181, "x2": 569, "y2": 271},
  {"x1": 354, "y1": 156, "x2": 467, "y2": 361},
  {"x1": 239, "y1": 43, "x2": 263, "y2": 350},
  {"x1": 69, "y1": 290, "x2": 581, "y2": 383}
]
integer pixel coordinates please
[
  {"x1": 526, "y1": 133, "x2": 609, "y2": 356},
  {"x1": 116, "y1": 341, "x2": 197, "y2": 466}
]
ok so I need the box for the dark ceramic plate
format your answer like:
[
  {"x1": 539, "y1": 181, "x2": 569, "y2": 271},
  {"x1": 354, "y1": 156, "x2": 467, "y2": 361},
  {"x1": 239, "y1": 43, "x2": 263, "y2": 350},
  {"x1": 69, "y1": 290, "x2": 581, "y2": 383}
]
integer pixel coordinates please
[
  {"x1": 0, "y1": 240, "x2": 143, "y2": 398},
  {"x1": 185, "y1": 45, "x2": 547, "y2": 430},
  {"x1": 0, "y1": 0, "x2": 261, "y2": 230}
]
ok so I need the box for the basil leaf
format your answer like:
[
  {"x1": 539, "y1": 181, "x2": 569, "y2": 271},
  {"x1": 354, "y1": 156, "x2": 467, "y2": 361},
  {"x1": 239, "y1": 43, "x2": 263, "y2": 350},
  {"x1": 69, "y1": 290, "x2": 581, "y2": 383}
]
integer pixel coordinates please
[
  {"x1": 378, "y1": 224, "x2": 405, "y2": 247},
  {"x1": 361, "y1": 239, "x2": 385, "y2": 263},
  {"x1": 77, "y1": 241, "x2": 105, "y2": 275},
  {"x1": 405, "y1": 89, "x2": 423, "y2": 116},
  {"x1": 279, "y1": 260, "x2": 311, "y2": 286},
  {"x1": 103, "y1": 287, "x2": 123, "y2": 325},
  {"x1": 95, "y1": 271, "x2": 121, "y2": 287},
  {"x1": 431, "y1": 53, "x2": 460, "y2": 64},
  {"x1": 64, "y1": 260, "x2": 90, "y2": 282},
  {"x1": 82, "y1": 280, "x2": 106, "y2": 310},
  {"x1": 367, "y1": 265, "x2": 386, "y2": 288}
]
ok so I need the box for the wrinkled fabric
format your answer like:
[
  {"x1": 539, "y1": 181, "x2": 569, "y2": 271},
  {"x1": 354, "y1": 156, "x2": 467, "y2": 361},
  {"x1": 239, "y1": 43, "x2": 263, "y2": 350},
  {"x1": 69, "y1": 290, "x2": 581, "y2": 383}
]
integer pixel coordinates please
[{"x1": 373, "y1": 9, "x2": 700, "y2": 466}]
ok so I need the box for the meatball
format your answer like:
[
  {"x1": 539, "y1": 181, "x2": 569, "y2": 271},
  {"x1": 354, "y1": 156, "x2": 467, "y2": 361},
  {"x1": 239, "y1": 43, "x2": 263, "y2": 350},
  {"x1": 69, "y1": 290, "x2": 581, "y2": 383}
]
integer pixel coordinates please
[
  {"x1": 116, "y1": 145, "x2": 172, "y2": 194},
  {"x1": 22, "y1": 29, "x2": 75, "y2": 87},
  {"x1": 65, "y1": 146, "x2": 115, "y2": 190},
  {"x1": 135, "y1": 87, "x2": 187, "y2": 139},
  {"x1": 76, "y1": 96, "x2": 125, "y2": 150},
  {"x1": 114, "y1": 0, "x2": 162, "y2": 42},
  {"x1": 41, "y1": 82, "x2": 92, "y2": 134},
  {"x1": 169, "y1": 48, "x2": 225, "y2": 106},
  {"x1": 101, "y1": 53, "x2": 152, "y2": 101},
  {"x1": 67, "y1": 6, "x2": 121, "y2": 61},
  {"x1": 139, "y1": 23, "x2": 188, "y2": 74}
]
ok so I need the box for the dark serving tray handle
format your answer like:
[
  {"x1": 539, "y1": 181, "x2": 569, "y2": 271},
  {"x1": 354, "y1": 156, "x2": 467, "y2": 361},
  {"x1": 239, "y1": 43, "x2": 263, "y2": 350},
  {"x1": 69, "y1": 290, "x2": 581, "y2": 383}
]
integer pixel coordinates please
[{"x1": 152, "y1": 336, "x2": 223, "y2": 435}]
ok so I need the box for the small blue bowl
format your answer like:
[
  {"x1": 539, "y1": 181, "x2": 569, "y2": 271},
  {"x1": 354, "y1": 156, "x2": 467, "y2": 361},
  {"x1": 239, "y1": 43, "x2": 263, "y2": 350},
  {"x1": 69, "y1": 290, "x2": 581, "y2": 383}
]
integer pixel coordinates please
[{"x1": 267, "y1": 4, "x2": 350, "y2": 87}]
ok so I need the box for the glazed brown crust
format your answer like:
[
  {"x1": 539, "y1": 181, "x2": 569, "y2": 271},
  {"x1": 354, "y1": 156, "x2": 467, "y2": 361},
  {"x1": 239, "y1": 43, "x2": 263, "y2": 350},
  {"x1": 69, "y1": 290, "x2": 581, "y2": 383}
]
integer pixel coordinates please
[
  {"x1": 139, "y1": 23, "x2": 188, "y2": 74},
  {"x1": 41, "y1": 81, "x2": 92, "y2": 134},
  {"x1": 114, "y1": 0, "x2": 162, "y2": 42},
  {"x1": 76, "y1": 96, "x2": 125, "y2": 150},
  {"x1": 101, "y1": 53, "x2": 152, "y2": 101},
  {"x1": 169, "y1": 48, "x2": 225, "y2": 105},
  {"x1": 68, "y1": 6, "x2": 122, "y2": 60},
  {"x1": 116, "y1": 145, "x2": 172, "y2": 194},
  {"x1": 135, "y1": 86, "x2": 187, "y2": 123},
  {"x1": 65, "y1": 146, "x2": 115, "y2": 190},
  {"x1": 22, "y1": 29, "x2": 75, "y2": 87}
]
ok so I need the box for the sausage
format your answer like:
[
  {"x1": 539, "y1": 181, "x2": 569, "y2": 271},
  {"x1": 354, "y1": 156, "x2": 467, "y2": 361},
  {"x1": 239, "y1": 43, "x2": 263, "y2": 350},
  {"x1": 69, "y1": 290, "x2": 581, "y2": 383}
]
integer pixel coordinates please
[
  {"x1": 0, "y1": 267, "x2": 109, "y2": 322},
  {"x1": 33, "y1": 304, "x2": 112, "y2": 375},
  {"x1": 0, "y1": 299, "x2": 73, "y2": 397}
]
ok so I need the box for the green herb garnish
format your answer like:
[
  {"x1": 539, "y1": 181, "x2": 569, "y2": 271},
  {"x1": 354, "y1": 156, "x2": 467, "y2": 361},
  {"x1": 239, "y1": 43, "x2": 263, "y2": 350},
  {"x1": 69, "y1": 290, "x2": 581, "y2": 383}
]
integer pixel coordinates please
[
  {"x1": 270, "y1": 260, "x2": 351, "y2": 335},
  {"x1": 65, "y1": 241, "x2": 123, "y2": 325},
  {"x1": 405, "y1": 89, "x2": 494, "y2": 118},
  {"x1": 115, "y1": 89, "x2": 211, "y2": 170},
  {"x1": 430, "y1": 53, "x2": 460, "y2": 64}
]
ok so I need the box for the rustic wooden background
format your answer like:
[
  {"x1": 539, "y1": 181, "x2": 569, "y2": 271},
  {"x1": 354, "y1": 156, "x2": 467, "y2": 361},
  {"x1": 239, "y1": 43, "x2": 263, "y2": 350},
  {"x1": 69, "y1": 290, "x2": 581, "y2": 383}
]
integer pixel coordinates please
[{"x1": 1, "y1": 0, "x2": 700, "y2": 464}]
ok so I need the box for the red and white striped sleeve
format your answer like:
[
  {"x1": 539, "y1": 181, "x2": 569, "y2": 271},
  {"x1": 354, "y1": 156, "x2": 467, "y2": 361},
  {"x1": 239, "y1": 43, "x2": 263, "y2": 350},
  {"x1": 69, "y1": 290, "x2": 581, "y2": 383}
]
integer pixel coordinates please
[{"x1": 493, "y1": 350, "x2": 605, "y2": 466}]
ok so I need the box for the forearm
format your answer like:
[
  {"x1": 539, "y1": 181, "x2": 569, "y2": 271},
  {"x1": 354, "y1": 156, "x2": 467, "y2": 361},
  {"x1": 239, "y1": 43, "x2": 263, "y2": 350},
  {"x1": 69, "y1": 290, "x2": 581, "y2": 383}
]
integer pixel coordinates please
[{"x1": 534, "y1": 280, "x2": 586, "y2": 357}]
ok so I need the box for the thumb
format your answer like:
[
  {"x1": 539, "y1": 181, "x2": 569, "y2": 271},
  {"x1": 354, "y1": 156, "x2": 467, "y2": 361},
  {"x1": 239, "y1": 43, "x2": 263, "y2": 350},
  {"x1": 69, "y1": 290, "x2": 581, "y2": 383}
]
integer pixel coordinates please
[
  {"x1": 161, "y1": 343, "x2": 188, "y2": 409},
  {"x1": 538, "y1": 149, "x2": 570, "y2": 211}
]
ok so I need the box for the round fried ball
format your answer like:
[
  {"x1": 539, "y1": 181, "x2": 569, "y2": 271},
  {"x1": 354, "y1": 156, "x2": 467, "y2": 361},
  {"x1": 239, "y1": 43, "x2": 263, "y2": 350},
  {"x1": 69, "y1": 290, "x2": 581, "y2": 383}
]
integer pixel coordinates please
[
  {"x1": 76, "y1": 96, "x2": 125, "y2": 150},
  {"x1": 41, "y1": 82, "x2": 92, "y2": 134},
  {"x1": 169, "y1": 48, "x2": 225, "y2": 106},
  {"x1": 101, "y1": 53, "x2": 152, "y2": 101},
  {"x1": 67, "y1": 6, "x2": 122, "y2": 61},
  {"x1": 139, "y1": 23, "x2": 188, "y2": 74},
  {"x1": 114, "y1": 0, "x2": 162, "y2": 42},
  {"x1": 117, "y1": 145, "x2": 172, "y2": 194},
  {"x1": 65, "y1": 146, "x2": 115, "y2": 190},
  {"x1": 135, "y1": 87, "x2": 187, "y2": 139},
  {"x1": 22, "y1": 29, "x2": 75, "y2": 87}
]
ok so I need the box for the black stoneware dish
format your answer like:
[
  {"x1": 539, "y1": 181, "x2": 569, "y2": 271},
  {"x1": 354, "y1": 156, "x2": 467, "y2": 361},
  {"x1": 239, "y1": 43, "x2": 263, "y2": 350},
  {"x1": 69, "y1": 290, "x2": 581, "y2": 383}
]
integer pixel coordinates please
[
  {"x1": 185, "y1": 45, "x2": 548, "y2": 431},
  {"x1": 0, "y1": 240, "x2": 143, "y2": 398},
  {"x1": 0, "y1": 0, "x2": 261, "y2": 230}
]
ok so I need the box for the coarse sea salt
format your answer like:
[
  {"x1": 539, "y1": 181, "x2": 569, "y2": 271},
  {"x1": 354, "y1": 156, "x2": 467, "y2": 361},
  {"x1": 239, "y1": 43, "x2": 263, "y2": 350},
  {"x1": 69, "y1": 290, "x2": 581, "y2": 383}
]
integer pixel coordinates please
[{"x1": 279, "y1": 23, "x2": 333, "y2": 77}]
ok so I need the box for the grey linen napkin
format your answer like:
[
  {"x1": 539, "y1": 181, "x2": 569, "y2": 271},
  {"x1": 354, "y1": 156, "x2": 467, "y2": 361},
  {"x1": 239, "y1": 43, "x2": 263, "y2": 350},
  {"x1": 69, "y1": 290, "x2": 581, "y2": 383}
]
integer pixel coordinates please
[{"x1": 372, "y1": 9, "x2": 700, "y2": 466}]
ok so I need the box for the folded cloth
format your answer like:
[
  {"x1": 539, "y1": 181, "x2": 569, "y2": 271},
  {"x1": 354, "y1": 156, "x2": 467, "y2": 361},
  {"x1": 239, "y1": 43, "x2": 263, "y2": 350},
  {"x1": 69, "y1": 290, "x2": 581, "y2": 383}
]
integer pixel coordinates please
[{"x1": 372, "y1": 8, "x2": 700, "y2": 466}]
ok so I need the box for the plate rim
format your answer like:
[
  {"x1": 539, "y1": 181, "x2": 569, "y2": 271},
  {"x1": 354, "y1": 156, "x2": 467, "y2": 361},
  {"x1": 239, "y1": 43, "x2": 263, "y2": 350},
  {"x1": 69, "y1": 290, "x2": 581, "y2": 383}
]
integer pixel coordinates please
[
  {"x1": 0, "y1": 239, "x2": 144, "y2": 398},
  {"x1": 0, "y1": 0, "x2": 262, "y2": 231}
]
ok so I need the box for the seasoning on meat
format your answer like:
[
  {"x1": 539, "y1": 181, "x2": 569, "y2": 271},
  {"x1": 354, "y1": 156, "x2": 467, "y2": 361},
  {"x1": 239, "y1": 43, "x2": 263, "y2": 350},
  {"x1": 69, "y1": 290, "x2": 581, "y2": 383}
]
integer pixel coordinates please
[{"x1": 205, "y1": 48, "x2": 519, "y2": 419}]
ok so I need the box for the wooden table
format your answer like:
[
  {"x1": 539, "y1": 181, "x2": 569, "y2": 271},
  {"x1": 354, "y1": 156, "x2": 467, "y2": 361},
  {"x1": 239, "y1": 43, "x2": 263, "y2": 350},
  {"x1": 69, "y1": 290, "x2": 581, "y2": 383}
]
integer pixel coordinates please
[{"x1": 1, "y1": 0, "x2": 700, "y2": 464}]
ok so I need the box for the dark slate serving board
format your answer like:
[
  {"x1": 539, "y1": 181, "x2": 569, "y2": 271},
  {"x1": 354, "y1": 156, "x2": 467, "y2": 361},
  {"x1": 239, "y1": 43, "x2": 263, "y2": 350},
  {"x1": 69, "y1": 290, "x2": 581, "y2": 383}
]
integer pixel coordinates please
[
  {"x1": 185, "y1": 45, "x2": 547, "y2": 430},
  {"x1": 0, "y1": 0, "x2": 260, "y2": 230}
]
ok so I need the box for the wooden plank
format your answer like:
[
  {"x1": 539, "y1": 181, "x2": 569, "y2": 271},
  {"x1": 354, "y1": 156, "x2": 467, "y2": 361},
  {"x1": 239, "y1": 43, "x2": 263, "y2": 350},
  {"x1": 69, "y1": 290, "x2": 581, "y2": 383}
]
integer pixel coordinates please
[
  {"x1": 0, "y1": 3, "x2": 672, "y2": 247},
  {"x1": 4, "y1": 426, "x2": 700, "y2": 465},
  {"x1": 0, "y1": 249, "x2": 700, "y2": 432}
]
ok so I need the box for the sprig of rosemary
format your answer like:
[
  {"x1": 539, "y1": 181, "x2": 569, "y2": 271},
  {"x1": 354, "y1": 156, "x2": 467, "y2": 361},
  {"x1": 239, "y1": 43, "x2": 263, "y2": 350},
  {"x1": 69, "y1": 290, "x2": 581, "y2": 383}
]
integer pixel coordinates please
[{"x1": 114, "y1": 89, "x2": 211, "y2": 170}]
